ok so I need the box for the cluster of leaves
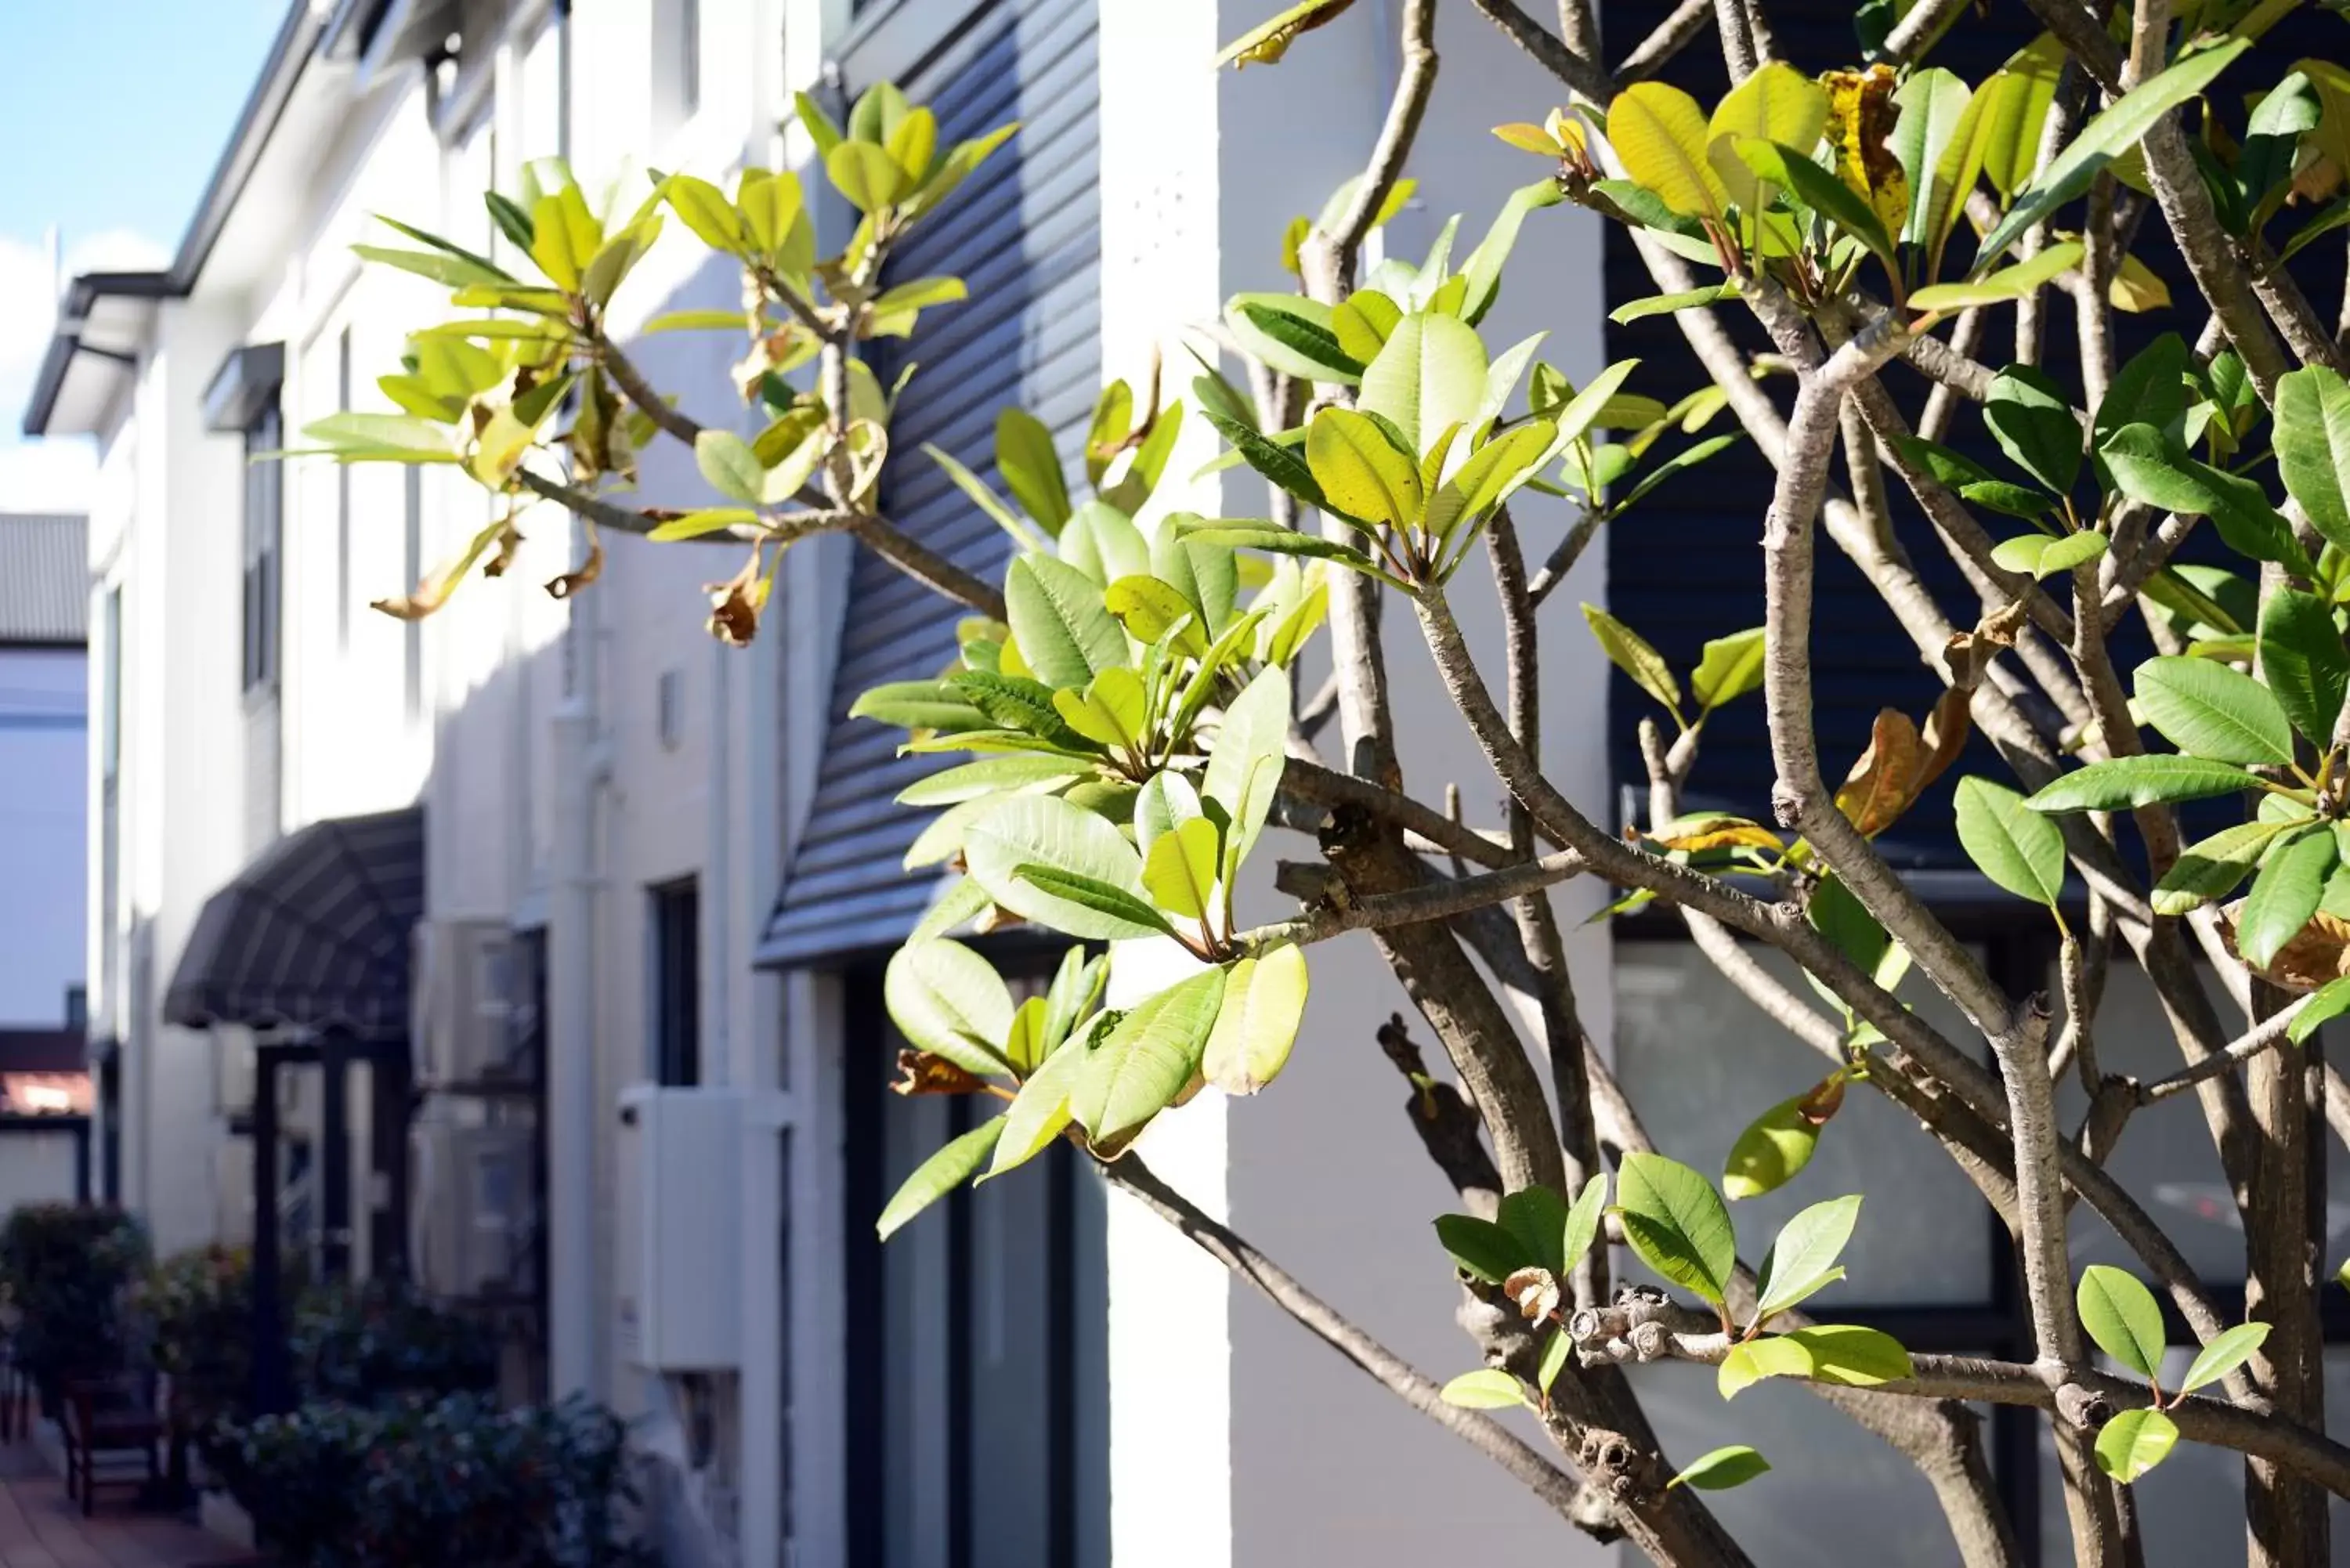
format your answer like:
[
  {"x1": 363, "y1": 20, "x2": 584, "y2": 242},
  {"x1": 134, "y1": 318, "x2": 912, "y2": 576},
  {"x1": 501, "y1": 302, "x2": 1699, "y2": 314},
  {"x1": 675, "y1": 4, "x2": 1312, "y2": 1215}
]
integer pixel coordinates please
[
  {"x1": 1578, "y1": 28, "x2": 2323, "y2": 319},
  {"x1": 218, "y1": 1393, "x2": 649, "y2": 1568},
  {"x1": 0, "y1": 1202, "x2": 150, "y2": 1401},
  {"x1": 2074, "y1": 1265, "x2": 2270, "y2": 1483},
  {"x1": 294, "y1": 81, "x2": 1017, "y2": 635},
  {"x1": 1220, "y1": 228, "x2": 1740, "y2": 589},
  {"x1": 1431, "y1": 1156, "x2": 1909, "y2": 1493},
  {"x1": 290, "y1": 1274, "x2": 502, "y2": 1407},
  {"x1": 136, "y1": 1243, "x2": 268, "y2": 1439}
]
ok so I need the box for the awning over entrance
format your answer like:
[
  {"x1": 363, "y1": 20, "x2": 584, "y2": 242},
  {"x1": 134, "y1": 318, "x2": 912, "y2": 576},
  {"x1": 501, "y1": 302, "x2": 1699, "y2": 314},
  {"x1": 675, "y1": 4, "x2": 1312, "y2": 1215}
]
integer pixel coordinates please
[{"x1": 164, "y1": 806, "x2": 424, "y2": 1038}]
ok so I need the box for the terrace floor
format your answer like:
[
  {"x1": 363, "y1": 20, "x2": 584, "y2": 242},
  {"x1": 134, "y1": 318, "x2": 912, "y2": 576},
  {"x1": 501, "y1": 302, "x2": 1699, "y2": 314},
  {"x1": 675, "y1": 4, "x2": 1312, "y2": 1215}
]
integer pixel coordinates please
[{"x1": 0, "y1": 1446, "x2": 246, "y2": 1568}]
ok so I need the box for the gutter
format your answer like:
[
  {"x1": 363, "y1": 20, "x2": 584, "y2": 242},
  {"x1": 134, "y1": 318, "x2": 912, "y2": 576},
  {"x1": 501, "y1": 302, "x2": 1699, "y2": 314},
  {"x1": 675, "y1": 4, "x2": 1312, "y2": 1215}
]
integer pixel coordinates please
[{"x1": 20, "y1": 0, "x2": 332, "y2": 436}]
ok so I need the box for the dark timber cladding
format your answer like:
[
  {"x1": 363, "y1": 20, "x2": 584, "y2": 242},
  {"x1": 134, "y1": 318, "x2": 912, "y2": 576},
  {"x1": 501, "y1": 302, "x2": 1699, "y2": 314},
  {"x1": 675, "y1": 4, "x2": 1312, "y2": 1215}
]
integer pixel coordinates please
[
  {"x1": 1598, "y1": 2, "x2": 2344, "y2": 870},
  {"x1": 757, "y1": 0, "x2": 1101, "y2": 964}
]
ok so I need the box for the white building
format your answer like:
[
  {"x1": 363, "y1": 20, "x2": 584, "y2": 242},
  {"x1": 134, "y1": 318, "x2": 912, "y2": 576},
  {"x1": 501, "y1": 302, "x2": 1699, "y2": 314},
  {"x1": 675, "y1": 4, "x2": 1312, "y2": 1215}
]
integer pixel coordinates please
[{"x1": 30, "y1": 0, "x2": 2282, "y2": 1564}]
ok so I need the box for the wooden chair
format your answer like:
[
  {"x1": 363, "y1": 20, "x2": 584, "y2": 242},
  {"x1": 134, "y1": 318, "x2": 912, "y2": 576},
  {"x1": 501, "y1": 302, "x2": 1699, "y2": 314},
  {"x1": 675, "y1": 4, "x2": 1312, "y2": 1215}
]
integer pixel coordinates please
[{"x1": 60, "y1": 1373, "x2": 162, "y2": 1516}]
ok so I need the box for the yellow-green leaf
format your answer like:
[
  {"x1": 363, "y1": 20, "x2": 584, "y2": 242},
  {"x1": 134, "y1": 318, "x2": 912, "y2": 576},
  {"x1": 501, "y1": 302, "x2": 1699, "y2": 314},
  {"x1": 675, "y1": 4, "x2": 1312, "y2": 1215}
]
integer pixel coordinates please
[
  {"x1": 1306, "y1": 406, "x2": 1421, "y2": 528},
  {"x1": 1203, "y1": 944, "x2": 1309, "y2": 1095},
  {"x1": 1582, "y1": 603, "x2": 1681, "y2": 717},
  {"x1": 1707, "y1": 62, "x2": 1828, "y2": 211},
  {"x1": 1610, "y1": 82, "x2": 1729, "y2": 222},
  {"x1": 827, "y1": 139, "x2": 907, "y2": 213},
  {"x1": 1143, "y1": 817, "x2": 1222, "y2": 921}
]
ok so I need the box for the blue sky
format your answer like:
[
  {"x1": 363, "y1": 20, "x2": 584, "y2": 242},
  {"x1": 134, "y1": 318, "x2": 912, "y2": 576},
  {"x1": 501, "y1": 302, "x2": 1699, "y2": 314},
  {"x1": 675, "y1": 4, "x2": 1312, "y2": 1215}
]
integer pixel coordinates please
[{"x1": 1, "y1": 1, "x2": 287, "y2": 506}]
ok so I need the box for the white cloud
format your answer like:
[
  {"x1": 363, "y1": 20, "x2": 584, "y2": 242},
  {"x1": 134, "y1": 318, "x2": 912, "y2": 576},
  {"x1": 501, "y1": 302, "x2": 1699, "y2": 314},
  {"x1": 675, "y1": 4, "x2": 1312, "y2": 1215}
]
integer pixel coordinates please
[{"x1": 0, "y1": 228, "x2": 168, "y2": 512}]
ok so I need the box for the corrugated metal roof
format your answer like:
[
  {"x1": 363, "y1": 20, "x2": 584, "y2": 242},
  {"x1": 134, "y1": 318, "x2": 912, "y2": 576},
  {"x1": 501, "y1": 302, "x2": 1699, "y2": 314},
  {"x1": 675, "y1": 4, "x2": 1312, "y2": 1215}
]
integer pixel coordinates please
[
  {"x1": 758, "y1": 0, "x2": 1101, "y2": 966},
  {"x1": 0, "y1": 514, "x2": 88, "y2": 644}
]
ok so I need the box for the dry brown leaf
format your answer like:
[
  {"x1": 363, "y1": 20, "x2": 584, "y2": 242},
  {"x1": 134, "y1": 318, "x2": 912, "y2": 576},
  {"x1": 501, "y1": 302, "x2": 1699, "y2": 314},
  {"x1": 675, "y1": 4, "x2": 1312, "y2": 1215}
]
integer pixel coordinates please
[
  {"x1": 1503, "y1": 1266, "x2": 1563, "y2": 1323},
  {"x1": 2215, "y1": 901, "x2": 2350, "y2": 993},
  {"x1": 1835, "y1": 709, "x2": 1924, "y2": 836}
]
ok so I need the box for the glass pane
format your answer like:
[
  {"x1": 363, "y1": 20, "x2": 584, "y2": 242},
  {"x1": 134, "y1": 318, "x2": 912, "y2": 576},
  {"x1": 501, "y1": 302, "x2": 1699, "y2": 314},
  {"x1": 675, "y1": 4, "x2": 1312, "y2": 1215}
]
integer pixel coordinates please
[
  {"x1": 1614, "y1": 940, "x2": 1995, "y2": 1305},
  {"x1": 1623, "y1": 1361, "x2": 1994, "y2": 1566},
  {"x1": 2053, "y1": 959, "x2": 2350, "y2": 1282},
  {"x1": 2038, "y1": 1348, "x2": 2350, "y2": 1563}
]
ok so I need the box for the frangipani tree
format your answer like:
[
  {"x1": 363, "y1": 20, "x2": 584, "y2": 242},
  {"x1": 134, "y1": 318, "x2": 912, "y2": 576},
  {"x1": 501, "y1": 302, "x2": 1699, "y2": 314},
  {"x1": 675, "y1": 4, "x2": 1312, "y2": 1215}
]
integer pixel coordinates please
[{"x1": 303, "y1": 2, "x2": 2350, "y2": 1561}]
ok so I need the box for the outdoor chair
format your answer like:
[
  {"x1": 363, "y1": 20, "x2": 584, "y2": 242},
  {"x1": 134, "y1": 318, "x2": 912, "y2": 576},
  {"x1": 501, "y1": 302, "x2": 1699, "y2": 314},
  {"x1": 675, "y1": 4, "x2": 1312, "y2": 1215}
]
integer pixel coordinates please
[{"x1": 59, "y1": 1371, "x2": 162, "y2": 1516}]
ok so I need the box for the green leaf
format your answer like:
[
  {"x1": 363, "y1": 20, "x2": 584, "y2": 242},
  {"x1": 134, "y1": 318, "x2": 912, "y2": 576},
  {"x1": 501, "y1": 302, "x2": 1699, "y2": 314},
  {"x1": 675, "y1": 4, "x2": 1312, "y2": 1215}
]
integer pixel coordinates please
[
  {"x1": 1990, "y1": 531, "x2": 2106, "y2": 579},
  {"x1": 1306, "y1": 407, "x2": 1421, "y2": 527},
  {"x1": 1437, "y1": 1369, "x2": 1525, "y2": 1410},
  {"x1": 1609, "y1": 284, "x2": 1744, "y2": 324},
  {"x1": 2023, "y1": 755, "x2": 2259, "y2": 813},
  {"x1": 2276, "y1": 367, "x2": 2350, "y2": 555},
  {"x1": 1723, "y1": 1078, "x2": 1843, "y2": 1201},
  {"x1": 1225, "y1": 294, "x2": 1362, "y2": 384},
  {"x1": 1434, "y1": 1214, "x2": 1532, "y2": 1284},
  {"x1": 1708, "y1": 61, "x2": 1830, "y2": 211},
  {"x1": 1202, "y1": 944, "x2": 1309, "y2": 1096},
  {"x1": 1616, "y1": 1152, "x2": 1736, "y2": 1306},
  {"x1": 1457, "y1": 182, "x2": 1566, "y2": 327},
  {"x1": 1910, "y1": 240, "x2": 2084, "y2": 312},
  {"x1": 964, "y1": 795, "x2": 1160, "y2": 941},
  {"x1": 996, "y1": 408, "x2": 1072, "y2": 533},
  {"x1": 2094, "y1": 1407, "x2": 2179, "y2": 1484},
  {"x1": 1498, "y1": 1185, "x2": 1571, "y2": 1278},
  {"x1": 1755, "y1": 1194, "x2": 1860, "y2": 1323},
  {"x1": 1072, "y1": 969, "x2": 1227, "y2": 1155},
  {"x1": 695, "y1": 430, "x2": 766, "y2": 505},
  {"x1": 2258, "y1": 588, "x2": 2349, "y2": 746},
  {"x1": 297, "y1": 411, "x2": 461, "y2": 462},
  {"x1": 2178, "y1": 1321, "x2": 2269, "y2": 1396},
  {"x1": 1691, "y1": 627, "x2": 1767, "y2": 710},
  {"x1": 1607, "y1": 81, "x2": 1730, "y2": 222},
  {"x1": 351, "y1": 243, "x2": 515, "y2": 291},
  {"x1": 1582, "y1": 604, "x2": 1681, "y2": 717},
  {"x1": 1892, "y1": 68, "x2": 1974, "y2": 250},
  {"x1": 851, "y1": 680, "x2": 985, "y2": 732},
  {"x1": 1179, "y1": 524, "x2": 1395, "y2": 584},
  {"x1": 877, "y1": 1118, "x2": 1005, "y2": 1239},
  {"x1": 1537, "y1": 1328, "x2": 1573, "y2": 1395},
  {"x1": 1061, "y1": 502, "x2": 1152, "y2": 587},
  {"x1": 2294, "y1": 975, "x2": 2350, "y2": 1042},
  {"x1": 2077, "y1": 1265, "x2": 2167, "y2": 1381},
  {"x1": 985, "y1": 1037, "x2": 1090, "y2": 1181},
  {"x1": 1564, "y1": 1173, "x2": 1608, "y2": 1278},
  {"x1": 1010, "y1": 865, "x2": 1177, "y2": 940},
  {"x1": 647, "y1": 508, "x2": 759, "y2": 542},
  {"x1": 2101, "y1": 423, "x2": 2308, "y2": 576},
  {"x1": 1142, "y1": 817, "x2": 1222, "y2": 920},
  {"x1": 1731, "y1": 139, "x2": 1896, "y2": 273},
  {"x1": 1718, "y1": 1324, "x2": 1913, "y2": 1396},
  {"x1": 1979, "y1": 38, "x2": 2251, "y2": 264},
  {"x1": 1004, "y1": 555, "x2": 1123, "y2": 691},
  {"x1": 1954, "y1": 775, "x2": 2067, "y2": 909},
  {"x1": 1204, "y1": 666, "x2": 1292, "y2": 877},
  {"x1": 2095, "y1": 333, "x2": 2193, "y2": 455},
  {"x1": 1984, "y1": 367, "x2": 2082, "y2": 496},
  {"x1": 1360, "y1": 313, "x2": 1488, "y2": 456},
  {"x1": 1203, "y1": 410, "x2": 1329, "y2": 512},
  {"x1": 2240, "y1": 829, "x2": 2337, "y2": 968},
  {"x1": 2153, "y1": 820, "x2": 2294, "y2": 916},
  {"x1": 2134, "y1": 656, "x2": 2296, "y2": 766},
  {"x1": 884, "y1": 939, "x2": 1014, "y2": 1076},
  {"x1": 1612, "y1": 434, "x2": 1742, "y2": 514},
  {"x1": 826, "y1": 139, "x2": 906, "y2": 212},
  {"x1": 1669, "y1": 1445, "x2": 1771, "y2": 1491}
]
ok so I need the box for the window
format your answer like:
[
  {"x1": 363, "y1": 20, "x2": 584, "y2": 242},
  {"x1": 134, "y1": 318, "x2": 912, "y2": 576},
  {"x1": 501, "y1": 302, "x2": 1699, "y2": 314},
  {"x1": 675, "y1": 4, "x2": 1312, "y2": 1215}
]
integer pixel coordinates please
[
  {"x1": 403, "y1": 467, "x2": 424, "y2": 721},
  {"x1": 242, "y1": 403, "x2": 282, "y2": 692},
  {"x1": 843, "y1": 962, "x2": 1109, "y2": 1568},
  {"x1": 650, "y1": 879, "x2": 700, "y2": 1086},
  {"x1": 650, "y1": 0, "x2": 700, "y2": 137}
]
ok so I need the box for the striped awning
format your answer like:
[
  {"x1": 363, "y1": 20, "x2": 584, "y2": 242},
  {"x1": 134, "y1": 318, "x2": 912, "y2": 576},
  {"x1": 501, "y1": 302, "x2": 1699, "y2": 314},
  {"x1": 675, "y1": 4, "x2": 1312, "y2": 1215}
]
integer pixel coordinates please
[{"x1": 164, "y1": 806, "x2": 424, "y2": 1038}]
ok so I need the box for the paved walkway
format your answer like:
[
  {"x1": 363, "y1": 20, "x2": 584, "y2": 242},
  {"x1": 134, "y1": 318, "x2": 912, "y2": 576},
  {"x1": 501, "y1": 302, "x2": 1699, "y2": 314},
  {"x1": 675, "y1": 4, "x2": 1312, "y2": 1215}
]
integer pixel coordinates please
[{"x1": 0, "y1": 1447, "x2": 247, "y2": 1568}]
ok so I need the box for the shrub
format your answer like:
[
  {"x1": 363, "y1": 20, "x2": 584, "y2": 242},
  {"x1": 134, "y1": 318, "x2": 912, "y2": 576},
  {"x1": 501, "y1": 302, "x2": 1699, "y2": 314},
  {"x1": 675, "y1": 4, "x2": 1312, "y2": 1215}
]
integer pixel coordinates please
[
  {"x1": 0, "y1": 1203, "x2": 149, "y2": 1400},
  {"x1": 219, "y1": 1393, "x2": 649, "y2": 1568},
  {"x1": 136, "y1": 1243, "x2": 259, "y2": 1440},
  {"x1": 291, "y1": 1275, "x2": 500, "y2": 1406}
]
